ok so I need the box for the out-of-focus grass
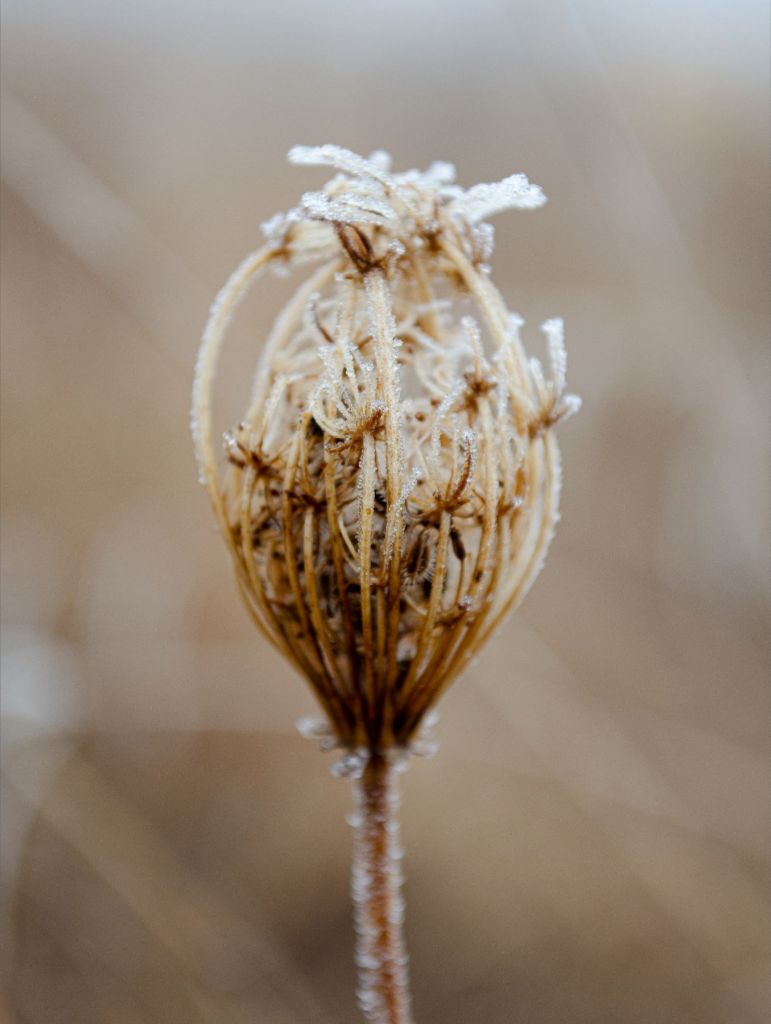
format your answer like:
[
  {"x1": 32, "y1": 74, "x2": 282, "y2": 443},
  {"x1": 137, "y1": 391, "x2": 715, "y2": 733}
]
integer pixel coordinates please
[{"x1": 1, "y1": 1, "x2": 768, "y2": 1021}]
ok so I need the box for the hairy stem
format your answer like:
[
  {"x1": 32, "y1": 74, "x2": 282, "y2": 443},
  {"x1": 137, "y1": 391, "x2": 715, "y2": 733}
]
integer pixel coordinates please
[{"x1": 351, "y1": 754, "x2": 414, "y2": 1024}]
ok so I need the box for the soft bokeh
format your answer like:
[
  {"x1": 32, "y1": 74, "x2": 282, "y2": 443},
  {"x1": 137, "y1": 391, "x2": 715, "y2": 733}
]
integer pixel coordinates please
[{"x1": 1, "y1": 1, "x2": 768, "y2": 1022}]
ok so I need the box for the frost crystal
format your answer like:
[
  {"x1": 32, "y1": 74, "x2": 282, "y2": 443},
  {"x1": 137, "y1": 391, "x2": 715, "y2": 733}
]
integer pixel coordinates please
[
  {"x1": 542, "y1": 317, "x2": 567, "y2": 393},
  {"x1": 409, "y1": 709, "x2": 440, "y2": 759},
  {"x1": 289, "y1": 144, "x2": 393, "y2": 186},
  {"x1": 452, "y1": 172, "x2": 547, "y2": 221},
  {"x1": 331, "y1": 750, "x2": 368, "y2": 779},
  {"x1": 273, "y1": 143, "x2": 549, "y2": 265},
  {"x1": 296, "y1": 715, "x2": 337, "y2": 751}
]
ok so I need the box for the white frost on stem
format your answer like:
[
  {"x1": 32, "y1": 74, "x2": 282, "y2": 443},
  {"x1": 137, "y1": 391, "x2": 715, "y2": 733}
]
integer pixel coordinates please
[{"x1": 350, "y1": 756, "x2": 413, "y2": 1024}]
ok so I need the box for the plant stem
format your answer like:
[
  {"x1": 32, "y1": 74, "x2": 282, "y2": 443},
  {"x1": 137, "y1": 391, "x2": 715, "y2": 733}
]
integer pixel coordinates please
[{"x1": 351, "y1": 753, "x2": 414, "y2": 1024}]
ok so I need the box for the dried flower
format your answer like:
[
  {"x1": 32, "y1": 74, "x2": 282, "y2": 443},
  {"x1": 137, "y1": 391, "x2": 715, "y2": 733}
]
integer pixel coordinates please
[{"x1": 192, "y1": 145, "x2": 579, "y2": 1023}]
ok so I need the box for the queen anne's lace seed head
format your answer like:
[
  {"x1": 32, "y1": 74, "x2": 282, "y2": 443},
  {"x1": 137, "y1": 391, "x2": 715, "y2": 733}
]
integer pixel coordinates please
[{"x1": 193, "y1": 144, "x2": 579, "y2": 753}]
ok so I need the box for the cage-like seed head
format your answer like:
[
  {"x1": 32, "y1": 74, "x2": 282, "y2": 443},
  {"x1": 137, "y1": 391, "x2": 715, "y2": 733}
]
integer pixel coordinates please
[{"x1": 192, "y1": 145, "x2": 580, "y2": 753}]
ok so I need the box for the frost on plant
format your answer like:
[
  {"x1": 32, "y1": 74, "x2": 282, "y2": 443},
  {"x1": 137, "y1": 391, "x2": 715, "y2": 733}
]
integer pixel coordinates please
[
  {"x1": 192, "y1": 144, "x2": 578, "y2": 750},
  {"x1": 192, "y1": 144, "x2": 579, "y2": 1024}
]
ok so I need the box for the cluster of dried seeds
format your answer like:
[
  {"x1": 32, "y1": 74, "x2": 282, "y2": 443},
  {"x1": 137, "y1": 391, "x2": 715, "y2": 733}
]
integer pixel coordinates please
[{"x1": 192, "y1": 144, "x2": 579, "y2": 756}]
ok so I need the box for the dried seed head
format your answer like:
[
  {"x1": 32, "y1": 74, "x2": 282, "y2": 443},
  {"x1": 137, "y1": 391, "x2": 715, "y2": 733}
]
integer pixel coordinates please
[{"x1": 192, "y1": 145, "x2": 580, "y2": 752}]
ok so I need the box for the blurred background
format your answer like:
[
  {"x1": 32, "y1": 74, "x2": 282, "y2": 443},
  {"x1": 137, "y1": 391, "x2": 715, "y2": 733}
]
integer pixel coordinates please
[{"x1": 1, "y1": 1, "x2": 769, "y2": 1021}]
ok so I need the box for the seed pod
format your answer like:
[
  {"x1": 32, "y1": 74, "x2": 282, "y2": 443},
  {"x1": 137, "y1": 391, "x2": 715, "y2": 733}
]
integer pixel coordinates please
[{"x1": 192, "y1": 145, "x2": 580, "y2": 752}]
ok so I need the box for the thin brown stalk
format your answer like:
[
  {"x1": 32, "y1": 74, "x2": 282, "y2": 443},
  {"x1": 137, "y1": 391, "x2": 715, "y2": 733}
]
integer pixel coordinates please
[{"x1": 351, "y1": 754, "x2": 413, "y2": 1024}]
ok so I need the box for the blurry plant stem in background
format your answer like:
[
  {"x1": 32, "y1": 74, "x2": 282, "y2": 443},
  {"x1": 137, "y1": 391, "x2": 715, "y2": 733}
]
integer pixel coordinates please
[{"x1": 351, "y1": 754, "x2": 413, "y2": 1024}]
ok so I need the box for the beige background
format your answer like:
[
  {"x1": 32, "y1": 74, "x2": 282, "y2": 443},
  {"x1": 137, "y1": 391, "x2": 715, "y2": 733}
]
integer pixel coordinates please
[{"x1": 1, "y1": 1, "x2": 769, "y2": 1022}]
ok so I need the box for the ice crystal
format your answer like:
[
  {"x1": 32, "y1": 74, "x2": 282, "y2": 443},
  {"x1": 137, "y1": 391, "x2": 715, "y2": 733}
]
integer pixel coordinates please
[
  {"x1": 296, "y1": 715, "x2": 337, "y2": 751},
  {"x1": 331, "y1": 749, "x2": 368, "y2": 779},
  {"x1": 289, "y1": 144, "x2": 394, "y2": 186},
  {"x1": 451, "y1": 172, "x2": 546, "y2": 221},
  {"x1": 268, "y1": 143, "x2": 551, "y2": 268}
]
